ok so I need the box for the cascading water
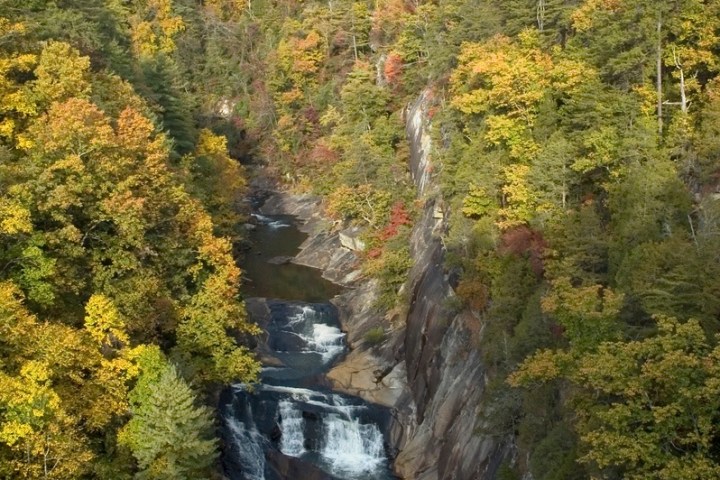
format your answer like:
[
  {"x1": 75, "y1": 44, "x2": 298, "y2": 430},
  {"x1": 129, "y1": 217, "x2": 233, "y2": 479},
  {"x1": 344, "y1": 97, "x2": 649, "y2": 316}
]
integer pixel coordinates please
[
  {"x1": 251, "y1": 213, "x2": 291, "y2": 229},
  {"x1": 221, "y1": 213, "x2": 396, "y2": 480},
  {"x1": 321, "y1": 398, "x2": 386, "y2": 475},
  {"x1": 278, "y1": 400, "x2": 306, "y2": 457},
  {"x1": 223, "y1": 399, "x2": 267, "y2": 480}
]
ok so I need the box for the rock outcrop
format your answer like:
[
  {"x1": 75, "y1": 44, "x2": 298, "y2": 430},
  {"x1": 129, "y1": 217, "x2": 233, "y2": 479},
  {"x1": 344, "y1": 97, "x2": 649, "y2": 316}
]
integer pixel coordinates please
[{"x1": 386, "y1": 89, "x2": 510, "y2": 480}]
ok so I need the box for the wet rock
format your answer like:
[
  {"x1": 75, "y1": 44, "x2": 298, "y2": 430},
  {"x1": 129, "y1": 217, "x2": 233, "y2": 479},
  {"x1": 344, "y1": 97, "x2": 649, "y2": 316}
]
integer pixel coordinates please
[
  {"x1": 265, "y1": 449, "x2": 340, "y2": 480},
  {"x1": 270, "y1": 423, "x2": 282, "y2": 442},
  {"x1": 302, "y1": 410, "x2": 319, "y2": 421},
  {"x1": 293, "y1": 231, "x2": 362, "y2": 286},
  {"x1": 267, "y1": 255, "x2": 293, "y2": 265},
  {"x1": 259, "y1": 193, "x2": 322, "y2": 222}
]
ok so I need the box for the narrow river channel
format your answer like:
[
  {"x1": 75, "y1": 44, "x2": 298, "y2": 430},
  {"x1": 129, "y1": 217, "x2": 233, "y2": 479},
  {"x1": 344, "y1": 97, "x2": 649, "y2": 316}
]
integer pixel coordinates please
[{"x1": 219, "y1": 212, "x2": 396, "y2": 480}]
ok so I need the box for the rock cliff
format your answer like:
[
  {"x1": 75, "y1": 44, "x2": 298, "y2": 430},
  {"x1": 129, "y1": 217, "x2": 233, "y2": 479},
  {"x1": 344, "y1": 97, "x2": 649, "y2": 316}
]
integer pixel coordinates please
[
  {"x1": 255, "y1": 89, "x2": 510, "y2": 479},
  {"x1": 387, "y1": 92, "x2": 509, "y2": 479}
]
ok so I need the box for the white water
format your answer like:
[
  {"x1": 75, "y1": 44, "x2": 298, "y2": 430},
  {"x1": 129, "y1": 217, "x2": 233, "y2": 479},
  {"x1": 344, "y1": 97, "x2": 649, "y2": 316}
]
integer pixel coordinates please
[
  {"x1": 260, "y1": 384, "x2": 317, "y2": 397},
  {"x1": 286, "y1": 306, "x2": 346, "y2": 363},
  {"x1": 230, "y1": 386, "x2": 387, "y2": 478},
  {"x1": 308, "y1": 323, "x2": 346, "y2": 361},
  {"x1": 278, "y1": 400, "x2": 306, "y2": 457},
  {"x1": 251, "y1": 213, "x2": 290, "y2": 229},
  {"x1": 225, "y1": 408, "x2": 266, "y2": 480},
  {"x1": 321, "y1": 413, "x2": 386, "y2": 474}
]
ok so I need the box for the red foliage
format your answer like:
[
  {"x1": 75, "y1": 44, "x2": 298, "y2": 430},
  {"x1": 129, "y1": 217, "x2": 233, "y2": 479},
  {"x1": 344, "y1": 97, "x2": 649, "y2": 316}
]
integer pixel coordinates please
[
  {"x1": 384, "y1": 53, "x2": 403, "y2": 87},
  {"x1": 499, "y1": 226, "x2": 547, "y2": 277},
  {"x1": 367, "y1": 247, "x2": 383, "y2": 259},
  {"x1": 379, "y1": 201, "x2": 411, "y2": 241},
  {"x1": 307, "y1": 143, "x2": 339, "y2": 165},
  {"x1": 301, "y1": 106, "x2": 319, "y2": 125},
  {"x1": 232, "y1": 116, "x2": 245, "y2": 130}
]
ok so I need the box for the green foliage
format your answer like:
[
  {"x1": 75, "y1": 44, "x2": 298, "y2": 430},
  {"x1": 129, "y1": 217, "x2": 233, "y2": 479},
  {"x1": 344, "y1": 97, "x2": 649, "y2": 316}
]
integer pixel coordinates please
[
  {"x1": 364, "y1": 326, "x2": 386, "y2": 345},
  {"x1": 367, "y1": 243, "x2": 413, "y2": 311},
  {"x1": 5, "y1": 0, "x2": 720, "y2": 477},
  {"x1": 119, "y1": 365, "x2": 217, "y2": 480}
]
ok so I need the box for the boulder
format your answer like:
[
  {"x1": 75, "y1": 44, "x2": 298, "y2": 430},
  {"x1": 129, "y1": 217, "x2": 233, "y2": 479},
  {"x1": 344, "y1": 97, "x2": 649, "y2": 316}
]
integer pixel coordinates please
[
  {"x1": 326, "y1": 350, "x2": 405, "y2": 407},
  {"x1": 338, "y1": 226, "x2": 366, "y2": 252}
]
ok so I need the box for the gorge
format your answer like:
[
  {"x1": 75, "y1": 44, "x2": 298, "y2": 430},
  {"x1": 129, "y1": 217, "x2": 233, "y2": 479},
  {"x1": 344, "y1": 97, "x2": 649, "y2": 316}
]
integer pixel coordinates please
[{"x1": 3, "y1": 2, "x2": 720, "y2": 479}]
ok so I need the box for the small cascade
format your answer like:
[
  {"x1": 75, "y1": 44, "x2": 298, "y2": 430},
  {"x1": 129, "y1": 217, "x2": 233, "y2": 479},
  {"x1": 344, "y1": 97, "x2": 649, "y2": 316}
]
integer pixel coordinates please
[
  {"x1": 278, "y1": 400, "x2": 305, "y2": 457},
  {"x1": 322, "y1": 414, "x2": 386, "y2": 474},
  {"x1": 265, "y1": 303, "x2": 346, "y2": 378},
  {"x1": 308, "y1": 323, "x2": 346, "y2": 362},
  {"x1": 251, "y1": 213, "x2": 290, "y2": 229}
]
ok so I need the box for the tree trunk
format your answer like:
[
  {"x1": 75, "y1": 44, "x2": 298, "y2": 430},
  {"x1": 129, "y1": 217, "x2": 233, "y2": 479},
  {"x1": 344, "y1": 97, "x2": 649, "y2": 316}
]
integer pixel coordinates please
[
  {"x1": 673, "y1": 48, "x2": 688, "y2": 113},
  {"x1": 657, "y1": 15, "x2": 663, "y2": 135},
  {"x1": 537, "y1": 0, "x2": 546, "y2": 32}
]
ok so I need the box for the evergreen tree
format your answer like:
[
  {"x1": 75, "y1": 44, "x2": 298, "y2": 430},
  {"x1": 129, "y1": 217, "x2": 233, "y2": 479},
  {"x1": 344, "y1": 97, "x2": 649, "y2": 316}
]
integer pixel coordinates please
[{"x1": 120, "y1": 364, "x2": 217, "y2": 480}]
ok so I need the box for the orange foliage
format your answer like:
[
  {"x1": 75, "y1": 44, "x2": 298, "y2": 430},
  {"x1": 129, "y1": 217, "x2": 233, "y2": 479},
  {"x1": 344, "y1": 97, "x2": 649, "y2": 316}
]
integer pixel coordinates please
[
  {"x1": 383, "y1": 53, "x2": 403, "y2": 87},
  {"x1": 456, "y1": 277, "x2": 489, "y2": 311},
  {"x1": 307, "y1": 142, "x2": 339, "y2": 166}
]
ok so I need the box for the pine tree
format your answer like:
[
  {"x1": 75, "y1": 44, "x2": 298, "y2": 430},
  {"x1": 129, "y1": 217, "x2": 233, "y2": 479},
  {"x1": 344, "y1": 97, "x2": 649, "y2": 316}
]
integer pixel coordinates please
[{"x1": 120, "y1": 365, "x2": 217, "y2": 480}]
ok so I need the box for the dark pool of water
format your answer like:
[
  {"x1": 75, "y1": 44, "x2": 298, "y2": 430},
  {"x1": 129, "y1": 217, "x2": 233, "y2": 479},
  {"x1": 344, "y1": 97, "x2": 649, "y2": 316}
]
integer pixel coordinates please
[{"x1": 241, "y1": 214, "x2": 341, "y2": 302}]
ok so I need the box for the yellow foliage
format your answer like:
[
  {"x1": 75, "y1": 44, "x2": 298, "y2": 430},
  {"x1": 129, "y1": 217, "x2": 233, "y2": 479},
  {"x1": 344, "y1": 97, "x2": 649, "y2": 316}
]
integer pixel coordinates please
[
  {"x1": 571, "y1": 0, "x2": 623, "y2": 32},
  {"x1": 129, "y1": 0, "x2": 185, "y2": 58},
  {"x1": 196, "y1": 128, "x2": 229, "y2": 157},
  {"x1": 497, "y1": 164, "x2": 536, "y2": 229},
  {"x1": 450, "y1": 33, "x2": 552, "y2": 118},
  {"x1": 84, "y1": 294, "x2": 129, "y2": 347},
  {"x1": 204, "y1": 0, "x2": 248, "y2": 20},
  {"x1": 0, "y1": 198, "x2": 32, "y2": 235},
  {"x1": 0, "y1": 19, "x2": 37, "y2": 141},
  {"x1": 33, "y1": 42, "x2": 91, "y2": 106},
  {"x1": 508, "y1": 349, "x2": 568, "y2": 386}
]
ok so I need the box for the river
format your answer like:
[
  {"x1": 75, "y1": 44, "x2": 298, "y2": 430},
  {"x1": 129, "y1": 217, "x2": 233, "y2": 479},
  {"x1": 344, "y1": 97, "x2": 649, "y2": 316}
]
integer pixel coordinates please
[{"x1": 219, "y1": 212, "x2": 397, "y2": 480}]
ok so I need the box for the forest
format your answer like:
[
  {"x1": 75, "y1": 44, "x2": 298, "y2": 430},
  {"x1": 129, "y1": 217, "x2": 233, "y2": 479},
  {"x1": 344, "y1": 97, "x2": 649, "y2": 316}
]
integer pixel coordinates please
[{"x1": 1, "y1": 0, "x2": 720, "y2": 479}]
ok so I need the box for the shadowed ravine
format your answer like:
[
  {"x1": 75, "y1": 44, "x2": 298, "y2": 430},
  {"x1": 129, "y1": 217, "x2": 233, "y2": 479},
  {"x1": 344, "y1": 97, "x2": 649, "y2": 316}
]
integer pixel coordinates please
[{"x1": 219, "y1": 212, "x2": 396, "y2": 480}]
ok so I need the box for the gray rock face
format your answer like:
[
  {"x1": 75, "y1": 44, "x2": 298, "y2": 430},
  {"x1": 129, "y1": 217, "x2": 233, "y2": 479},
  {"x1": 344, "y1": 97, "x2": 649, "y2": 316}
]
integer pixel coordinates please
[
  {"x1": 386, "y1": 90, "x2": 510, "y2": 479},
  {"x1": 294, "y1": 231, "x2": 362, "y2": 286}
]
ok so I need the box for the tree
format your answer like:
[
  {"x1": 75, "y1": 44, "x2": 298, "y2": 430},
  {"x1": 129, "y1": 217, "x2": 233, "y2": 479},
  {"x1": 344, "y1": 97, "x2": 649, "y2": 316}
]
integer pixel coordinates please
[
  {"x1": 186, "y1": 128, "x2": 247, "y2": 240},
  {"x1": 511, "y1": 316, "x2": 720, "y2": 479},
  {"x1": 119, "y1": 364, "x2": 217, "y2": 480}
]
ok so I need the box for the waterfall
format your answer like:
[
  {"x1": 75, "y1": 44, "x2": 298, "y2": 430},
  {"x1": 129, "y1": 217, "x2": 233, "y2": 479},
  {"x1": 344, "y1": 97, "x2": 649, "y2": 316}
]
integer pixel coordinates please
[
  {"x1": 278, "y1": 400, "x2": 306, "y2": 457},
  {"x1": 224, "y1": 402, "x2": 266, "y2": 480},
  {"x1": 321, "y1": 414, "x2": 386, "y2": 474},
  {"x1": 225, "y1": 384, "x2": 390, "y2": 479}
]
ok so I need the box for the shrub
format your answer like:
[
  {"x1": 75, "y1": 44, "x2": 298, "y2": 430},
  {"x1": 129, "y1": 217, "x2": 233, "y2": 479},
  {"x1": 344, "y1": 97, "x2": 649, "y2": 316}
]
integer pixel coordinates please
[{"x1": 364, "y1": 326, "x2": 386, "y2": 345}]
